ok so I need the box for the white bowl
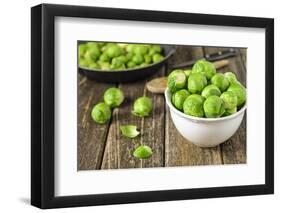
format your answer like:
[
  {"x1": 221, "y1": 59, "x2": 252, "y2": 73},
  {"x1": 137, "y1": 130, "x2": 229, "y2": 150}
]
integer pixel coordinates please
[{"x1": 164, "y1": 89, "x2": 246, "y2": 147}]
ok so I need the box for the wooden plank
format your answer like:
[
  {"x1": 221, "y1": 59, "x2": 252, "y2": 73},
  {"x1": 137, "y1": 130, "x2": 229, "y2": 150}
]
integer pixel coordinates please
[
  {"x1": 77, "y1": 75, "x2": 114, "y2": 170},
  {"x1": 101, "y1": 68, "x2": 165, "y2": 169},
  {"x1": 204, "y1": 47, "x2": 247, "y2": 164},
  {"x1": 165, "y1": 46, "x2": 223, "y2": 167}
]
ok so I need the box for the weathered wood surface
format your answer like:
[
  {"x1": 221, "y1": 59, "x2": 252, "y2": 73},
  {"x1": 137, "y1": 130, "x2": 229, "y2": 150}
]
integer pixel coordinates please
[{"x1": 78, "y1": 46, "x2": 247, "y2": 170}]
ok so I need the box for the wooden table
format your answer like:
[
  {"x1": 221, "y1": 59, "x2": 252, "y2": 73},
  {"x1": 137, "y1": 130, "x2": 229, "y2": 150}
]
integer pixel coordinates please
[{"x1": 78, "y1": 46, "x2": 247, "y2": 170}]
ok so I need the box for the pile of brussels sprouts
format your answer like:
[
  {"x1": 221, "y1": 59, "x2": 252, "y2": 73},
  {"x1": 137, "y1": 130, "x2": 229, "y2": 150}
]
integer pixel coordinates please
[
  {"x1": 91, "y1": 88, "x2": 154, "y2": 159},
  {"x1": 168, "y1": 59, "x2": 246, "y2": 118},
  {"x1": 79, "y1": 42, "x2": 165, "y2": 71}
]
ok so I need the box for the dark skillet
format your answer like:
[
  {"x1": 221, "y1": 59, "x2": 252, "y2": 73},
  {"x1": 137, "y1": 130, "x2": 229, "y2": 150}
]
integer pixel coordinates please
[{"x1": 78, "y1": 44, "x2": 176, "y2": 83}]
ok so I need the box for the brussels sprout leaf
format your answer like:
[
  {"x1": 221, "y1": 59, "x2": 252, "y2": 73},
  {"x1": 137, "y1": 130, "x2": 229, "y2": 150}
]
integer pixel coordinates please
[
  {"x1": 133, "y1": 145, "x2": 153, "y2": 159},
  {"x1": 120, "y1": 125, "x2": 140, "y2": 138}
]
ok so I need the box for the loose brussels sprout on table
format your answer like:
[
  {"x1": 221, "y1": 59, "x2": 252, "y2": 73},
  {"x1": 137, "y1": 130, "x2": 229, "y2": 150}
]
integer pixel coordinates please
[
  {"x1": 91, "y1": 102, "x2": 112, "y2": 124},
  {"x1": 132, "y1": 96, "x2": 153, "y2": 117},
  {"x1": 103, "y1": 87, "x2": 124, "y2": 108},
  {"x1": 167, "y1": 59, "x2": 246, "y2": 119},
  {"x1": 78, "y1": 42, "x2": 165, "y2": 71}
]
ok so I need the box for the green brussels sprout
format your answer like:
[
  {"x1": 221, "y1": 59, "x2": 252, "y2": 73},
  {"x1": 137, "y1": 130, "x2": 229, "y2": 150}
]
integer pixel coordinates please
[
  {"x1": 133, "y1": 45, "x2": 149, "y2": 55},
  {"x1": 188, "y1": 72, "x2": 207, "y2": 94},
  {"x1": 88, "y1": 62, "x2": 100, "y2": 69},
  {"x1": 78, "y1": 44, "x2": 87, "y2": 58},
  {"x1": 84, "y1": 47, "x2": 101, "y2": 62},
  {"x1": 223, "y1": 107, "x2": 237, "y2": 116},
  {"x1": 127, "y1": 61, "x2": 136, "y2": 68},
  {"x1": 192, "y1": 59, "x2": 216, "y2": 80},
  {"x1": 227, "y1": 82, "x2": 246, "y2": 107},
  {"x1": 167, "y1": 69, "x2": 187, "y2": 93},
  {"x1": 91, "y1": 102, "x2": 111, "y2": 124},
  {"x1": 126, "y1": 44, "x2": 135, "y2": 53},
  {"x1": 98, "y1": 62, "x2": 110, "y2": 70},
  {"x1": 183, "y1": 69, "x2": 192, "y2": 78},
  {"x1": 139, "y1": 62, "x2": 149, "y2": 67},
  {"x1": 224, "y1": 72, "x2": 237, "y2": 84},
  {"x1": 203, "y1": 96, "x2": 225, "y2": 118},
  {"x1": 220, "y1": 91, "x2": 237, "y2": 110},
  {"x1": 104, "y1": 44, "x2": 123, "y2": 58},
  {"x1": 172, "y1": 89, "x2": 190, "y2": 110},
  {"x1": 110, "y1": 57, "x2": 126, "y2": 70},
  {"x1": 201, "y1": 84, "x2": 221, "y2": 99},
  {"x1": 144, "y1": 55, "x2": 152, "y2": 64},
  {"x1": 120, "y1": 125, "x2": 140, "y2": 138},
  {"x1": 79, "y1": 58, "x2": 89, "y2": 68},
  {"x1": 148, "y1": 45, "x2": 162, "y2": 56},
  {"x1": 133, "y1": 145, "x2": 153, "y2": 159},
  {"x1": 183, "y1": 94, "x2": 205, "y2": 117},
  {"x1": 132, "y1": 96, "x2": 153, "y2": 117},
  {"x1": 99, "y1": 53, "x2": 110, "y2": 62},
  {"x1": 211, "y1": 73, "x2": 230, "y2": 92},
  {"x1": 152, "y1": 53, "x2": 164, "y2": 63},
  {"x1": 103, "y1": 88, "x2": 124, "y2": 108},
  {"x1": 132, "y1": 54, "x2": 144, "y2": 65}
]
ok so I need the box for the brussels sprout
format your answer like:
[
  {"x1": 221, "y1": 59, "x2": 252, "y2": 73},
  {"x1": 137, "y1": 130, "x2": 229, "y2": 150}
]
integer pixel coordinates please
[
  {"x1": 139, "y1": 62, "x2": 149, "y2": 67},
  {"x1": 126, "y1": 52, "x2": 133, "y2": 61},
  {"x1": 183, "y1": 69, "x2": 192, "y2": 78},
  {"x1": 167, "y1": 70, "x2": 187, "y2": 93},
  {"x1": 120, "y1": 125, "x2": 140, "y2": 138},
  {"x1": 172, "y1": 89, "x2": 190, "y2": 110},
  {"x1": 183, "y1": 94, "x2": 205, "y2": 117},
  {"x1": 126, "y1": 44, "x2": 135, "y2": 53},
  {"x1": 152, "y1": 53, "x2": 164, "y2": 63},
  {"x1": 192, "y1": 59, "x2": 216, "y2": 80},
  {"x1": 203, "y1": 96, "x2": 225, "y2": 118},
  {"x1": 103, "y1": 87, "x2": 124, "y2": 108},
  {"x1": 144, "y1": 55, "x2": 152, "y2": 64},
  {"x1": 224, "y1": 72, "x2": 237, "y2": 84},
  {"x1": 104, "y1": 44, "x2": 123, "y2": 58},
  {"x1": 91, "y1": 102, "x2": 111, "y2": 124},
  {"x1": 211, "y1": 73, "x2": 230, "y2": 92},
  {"x1": 78, "y1": 44, "x2": 87, "y2": 58},
  {"x1": 79, "y1": 58, "x2": 89, "y2": 68},
  {"x1": 88, "y1": 62, "x2": 100, "y2": 69},
  {"x1": 99, "y1": 53, "x2": 110, "y2": 62},
  {"x1": 220, "y1": 91, "x2": 237, "y2": 110},
  {"x1": 188, "y1": 72, "x2": 207, "y2": 94},
  {"x1": 84, "y1": 47, "x2": 101, "y2": 62},
  {"x1": 133, "y1": 145, "x2": 153, "y2": 159},
  {"x1": 127, "y1": 61, "x2": 136, "y2": 68},
  {"x1": 223, "y1": 107, "x2": 237, "y2": 116},
  {"x1": 201, "y1": 84, "x2": 221, "y2": 99},
  {"x1": 132, "y1": 54, "x2": 144, "y2": 65},
  {"x1": 132, "y1": 96, "x2": 153, "y2": 117},
  {"x1": 110, "y1": 57, "x2": 126, "y2": 70},
  {"x1": 148, "y1": 45, "x2": 162, "y2": 56},
  {"x1": 133, "y1": 45, "x2": 149, "y2": 55},
  {"x1": 99, "y1": 62, "x2": 110, "y2": 70},
  {"x1": 227, "y1": 82, "x2": 246, "y2": 107}
]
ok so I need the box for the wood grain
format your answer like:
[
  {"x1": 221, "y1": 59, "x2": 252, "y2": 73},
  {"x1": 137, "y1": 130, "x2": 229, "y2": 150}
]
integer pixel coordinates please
[
  {"x1": 78, "y1": 75, "x2": 114, "y2": 170},
  {"x1": 165, "y1": 46, "x2": 223, "y2": 167},
  {"x1": 101, "y1": 68, "x2": 165, "y2": 169}
]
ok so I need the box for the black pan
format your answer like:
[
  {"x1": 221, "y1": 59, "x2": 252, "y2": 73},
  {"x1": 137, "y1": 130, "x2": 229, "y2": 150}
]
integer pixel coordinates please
[{"x1": 78, "y1": 44, "x2": 176, "y2": 83}]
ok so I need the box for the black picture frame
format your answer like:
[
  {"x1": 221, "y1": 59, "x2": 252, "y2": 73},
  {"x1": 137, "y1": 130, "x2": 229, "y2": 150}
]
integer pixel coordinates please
[{"x1": 31, "y1": 3, "x2": 274, "y2": 209}]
